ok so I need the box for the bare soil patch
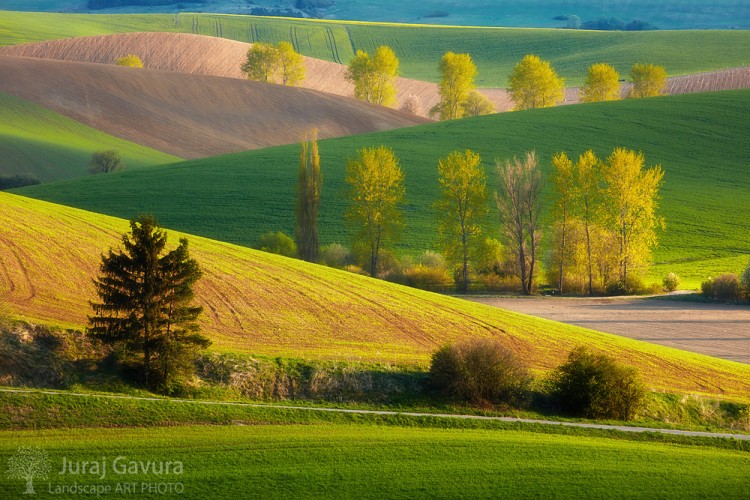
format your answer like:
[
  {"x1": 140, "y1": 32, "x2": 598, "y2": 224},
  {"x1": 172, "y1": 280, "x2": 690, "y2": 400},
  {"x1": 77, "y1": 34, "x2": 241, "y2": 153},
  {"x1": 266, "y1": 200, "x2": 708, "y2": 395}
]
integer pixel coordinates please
[
  {"x1": 0, "y1": 55, "x2": 427, "y2": 158},
  {"x1": 467, "y1": 296, "x2": 750, "y2": 364}
]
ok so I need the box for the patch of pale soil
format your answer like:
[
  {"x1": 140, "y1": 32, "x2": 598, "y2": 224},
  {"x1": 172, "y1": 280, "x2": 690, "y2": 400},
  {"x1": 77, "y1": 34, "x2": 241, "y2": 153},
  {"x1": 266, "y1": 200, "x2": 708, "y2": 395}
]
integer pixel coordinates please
[{"x1": 467, "y1": 296, "x2": 750, "y2": 364}]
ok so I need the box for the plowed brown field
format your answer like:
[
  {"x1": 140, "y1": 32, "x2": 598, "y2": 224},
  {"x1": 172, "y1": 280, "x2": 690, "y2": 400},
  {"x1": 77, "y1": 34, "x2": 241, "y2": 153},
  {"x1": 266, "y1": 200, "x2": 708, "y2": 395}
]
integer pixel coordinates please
[
  {"x1": 0, "y1": 32, "x2": 506, "y2": 114},
  {"x1": 0, "y1": 55, "x2": 427, "y2": 158},
  {"x1": 3, "y1": 32, "x2": 749, "y2": 115}
]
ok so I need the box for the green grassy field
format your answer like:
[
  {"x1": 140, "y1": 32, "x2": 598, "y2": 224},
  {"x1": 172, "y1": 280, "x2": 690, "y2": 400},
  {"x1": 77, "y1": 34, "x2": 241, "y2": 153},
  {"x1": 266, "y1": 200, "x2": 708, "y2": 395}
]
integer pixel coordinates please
[
  {"x1": 1, "y1": 11, "x2": 748, "y2": 86},
  {"x1": 18, "y1": 90, "x2": 750, "y2": 287},
  {"x1": 1, "y1": 419, "x2": 748, "y2": 498},
  {"x1": 0, "y1": 92, "x2": 179, "y2": 181}
]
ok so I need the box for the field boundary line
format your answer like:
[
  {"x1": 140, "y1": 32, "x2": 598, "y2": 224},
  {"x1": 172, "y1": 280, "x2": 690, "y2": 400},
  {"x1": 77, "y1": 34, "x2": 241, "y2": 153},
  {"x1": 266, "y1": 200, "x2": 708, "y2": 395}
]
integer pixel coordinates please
[{"x1": 2, "y1": 388, "x2": 749, "y2": 441}]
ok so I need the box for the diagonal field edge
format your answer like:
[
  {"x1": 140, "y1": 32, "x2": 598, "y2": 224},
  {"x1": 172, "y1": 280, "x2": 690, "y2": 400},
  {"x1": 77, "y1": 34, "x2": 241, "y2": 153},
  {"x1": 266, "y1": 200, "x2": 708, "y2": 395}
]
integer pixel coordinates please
[{"x1": 2, "y1": 388, "x2": 748, "y2": 441}]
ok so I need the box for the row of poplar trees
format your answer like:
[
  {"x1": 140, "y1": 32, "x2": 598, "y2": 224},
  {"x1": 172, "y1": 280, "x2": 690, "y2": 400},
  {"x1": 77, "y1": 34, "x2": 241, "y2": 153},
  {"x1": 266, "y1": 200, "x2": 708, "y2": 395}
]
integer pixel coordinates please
[{"x1": 293, "y1": 132, "x2": 664, "y2": 295}]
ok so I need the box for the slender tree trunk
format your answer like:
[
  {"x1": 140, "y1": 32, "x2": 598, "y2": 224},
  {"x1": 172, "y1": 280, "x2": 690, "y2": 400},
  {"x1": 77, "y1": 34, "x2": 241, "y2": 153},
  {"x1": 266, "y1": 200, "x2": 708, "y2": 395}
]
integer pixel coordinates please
[{"x1": 558, "y1": 209, "x2": 567, "y2": 294}]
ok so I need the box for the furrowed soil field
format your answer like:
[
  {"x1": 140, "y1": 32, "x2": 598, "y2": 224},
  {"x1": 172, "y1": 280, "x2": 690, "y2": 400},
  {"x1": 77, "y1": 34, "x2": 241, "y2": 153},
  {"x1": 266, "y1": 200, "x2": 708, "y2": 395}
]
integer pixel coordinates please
[
  {"x1": 468, "y1": 296, "x2": 750, "y2": 364},
  {"x1": 1, "y1": 11, "x2": 749, "y2": 87},
  {"x1": 0, "y1": 92, "x2": 178, "y2": 181},
  {"x1": 2, "y1": 33, "x2": 748, "y2": 117},
  {"x1": 18, "y1": 90, "x2": 750, "y2": 285},
  {"x1": 2, "y1": 192, "x2": 749, "y2": 400},
  {"x1": 0, "y1": 55, "x2": 426, "y2": 159},
  {"x1": 1, "y1": 424, "x2": 749, "y2": 498}
]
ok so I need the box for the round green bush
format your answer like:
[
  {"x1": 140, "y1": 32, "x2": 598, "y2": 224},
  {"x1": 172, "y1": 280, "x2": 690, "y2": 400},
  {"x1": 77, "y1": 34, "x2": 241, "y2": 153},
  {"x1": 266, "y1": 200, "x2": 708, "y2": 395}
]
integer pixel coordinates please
[
  {"x1": 548, "y1": 347, "x2": 645, "y2": 420},
  {"x1": 429, "y1": 338, "x2": 531, "y2": 407}
]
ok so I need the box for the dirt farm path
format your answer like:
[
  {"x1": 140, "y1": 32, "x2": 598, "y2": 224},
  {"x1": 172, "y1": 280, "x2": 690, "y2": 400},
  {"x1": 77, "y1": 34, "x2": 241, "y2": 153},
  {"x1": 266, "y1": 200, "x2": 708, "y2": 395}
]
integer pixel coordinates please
[{"x1": 467, "y1": 295, "x2": 750, "y2": 364}]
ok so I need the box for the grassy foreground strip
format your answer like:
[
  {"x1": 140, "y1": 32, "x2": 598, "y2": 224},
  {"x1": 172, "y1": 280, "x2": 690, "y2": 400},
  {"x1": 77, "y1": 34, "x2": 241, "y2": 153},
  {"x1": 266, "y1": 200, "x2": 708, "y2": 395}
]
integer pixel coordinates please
[
  {"x1": 2, "y1": 389, "x2": 749, "y2": 443},
  {"x1": 0, "y1": 420, "x2": 748, "y2": 498},
  {"x1": 1, "y1": 11, "x2": 749, "y2": 86}
]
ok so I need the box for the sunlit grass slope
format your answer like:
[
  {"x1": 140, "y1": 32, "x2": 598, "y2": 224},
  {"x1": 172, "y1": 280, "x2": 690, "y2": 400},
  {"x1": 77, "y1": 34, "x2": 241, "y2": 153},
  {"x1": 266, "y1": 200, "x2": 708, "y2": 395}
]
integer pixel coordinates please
[
  {"x1": 1, "y1": 192, "x2": 749, "y2": 400},
  {"x1": 19, "y1": 90, "x2": 750, "y2": 287},
  {"x1": 0, "y1": 92, "x2": 179, "y2": 181},
  {"x1": 1, "y1": 11, "x2": 748, "y2": 86},
  {"x1": 1, "y1": 424, "x2": 749, "y2": 498}
]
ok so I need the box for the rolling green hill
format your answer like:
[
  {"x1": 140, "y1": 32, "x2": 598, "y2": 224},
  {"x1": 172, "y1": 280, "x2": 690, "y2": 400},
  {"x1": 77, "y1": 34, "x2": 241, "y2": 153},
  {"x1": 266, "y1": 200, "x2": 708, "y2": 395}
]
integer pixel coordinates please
[
  {"x1": 0, "y1": 92, "x2": 179, "y2": 181},
  {"x1": 2, "y1": 191, "x2": 750, "y2": 400},
  {"x1": 18, "y1": 90, "x2": 750, "y2": 286},
  {"x1": 0, "y1": 11, "x2": 748, "y2": 86}
]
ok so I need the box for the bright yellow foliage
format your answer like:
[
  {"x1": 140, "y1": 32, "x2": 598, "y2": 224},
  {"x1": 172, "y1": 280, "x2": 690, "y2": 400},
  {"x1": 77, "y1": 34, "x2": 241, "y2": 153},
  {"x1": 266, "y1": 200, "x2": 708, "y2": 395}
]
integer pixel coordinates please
[
  {"x1": 508, "y1": 54, "x2": 565, "y2": 110},
  {"x1": 436, "y1": 52, "x2": 477, "y2": 120},
  {"x1": 436, "y1": 150, "x2": 488, "y2": 291},
  {"x1": 345, "y1": 146, "x2": 405, "y2": 276},
  {"x1": 581, "y1": 63, "x2": 621, "y2": 102},
  {"x1": 460, "y1": 90, "x2": 496, "y2": 117},
  {"x1": 628, "y1": 63, "x2": 668, "y2": 98},
  {"x1": 600, "y1": 148, "x2": 665, "y2": 284},
  {"x1": 241, "y1": 42, "x2": 306, "y2": 86},
  {"x1": 115, "y1": 54, "x2": 143, "y2": 68},
  {"x1": 345, "y1": 46, "x2": 399, "y2": 107}
]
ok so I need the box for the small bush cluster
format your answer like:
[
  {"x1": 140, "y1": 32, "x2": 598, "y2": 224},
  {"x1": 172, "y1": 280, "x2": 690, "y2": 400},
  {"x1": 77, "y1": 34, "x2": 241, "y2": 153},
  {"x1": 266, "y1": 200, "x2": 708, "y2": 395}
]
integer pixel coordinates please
[
  {"x1": 429, "y1": 338, "x2": 531, "y2": 407},
  {"x1": 255, "y1": 231, "x2": 297, "y2": 258},
  {"x1": 702, "y1": 273, "x2": 741, "y2": 302},
  {"x1": 547, "y1": 347, "x2": 645, "y2": 420},
  {"x1": 662, "y1": 272, "x2": 680, "y2": 292}
]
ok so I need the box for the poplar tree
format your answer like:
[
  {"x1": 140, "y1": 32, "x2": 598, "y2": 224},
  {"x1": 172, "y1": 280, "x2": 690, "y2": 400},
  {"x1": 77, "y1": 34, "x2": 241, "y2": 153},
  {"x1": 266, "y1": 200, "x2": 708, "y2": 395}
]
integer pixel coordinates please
[
  {"x1": 551, "y1": 152, "x2": 575, "y2": 294},
  {"x1": 508, "y1": 54, "x2": 565, "y2": 110},
  {"x1": 495, "y1": 152, "x2": 543, "y2": 295},
  {"x1": 600, "y1": 148, "x2": 664, "y2": 287},
  {"x1": 436, "y1": 150, "x2": 488, "y2": 292},
  {"x1": 435, "y1": 52, "x2": 477, "y2": 120},
  {"x1": 581, "y1": 63, "x2": 621, "y2": 102},
  {"x1": 296, "y1": 129, "x2": 321, "y2": 262},
  {"x1": 345, "y1": 146, "x2": 405, "y2": 277},
  {"x1": 89, "y1": 216, "x2": 209, "y2": 392},
  {"x1": 345, "y1": 46, "x2": 399, "y2": 107}
]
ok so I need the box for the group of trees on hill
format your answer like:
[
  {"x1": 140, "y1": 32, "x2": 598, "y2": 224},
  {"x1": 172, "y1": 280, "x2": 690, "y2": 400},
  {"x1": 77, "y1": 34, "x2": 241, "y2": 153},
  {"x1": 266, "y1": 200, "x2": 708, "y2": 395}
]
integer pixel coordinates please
[
  {"x1": 265, "y1": 132, "x2": 665, "y2": 296},
  {"x1": 239, "y1": 40, "x2": 668, "y2": 115},
  {"x1": 241, "y1": 41, "x2": 306, "y2": 86}
]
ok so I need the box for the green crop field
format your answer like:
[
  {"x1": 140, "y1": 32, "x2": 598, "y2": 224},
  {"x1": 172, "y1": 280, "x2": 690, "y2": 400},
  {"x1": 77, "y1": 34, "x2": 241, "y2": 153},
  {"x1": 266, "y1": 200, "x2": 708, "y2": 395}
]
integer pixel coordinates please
[
  {"x1": 1, "y1": 11, "x2": 749, "y2": 86},
  {"x1": 3, "y1": 192, "x2": 750, "y2": 399},
  {"x1": 18, "y1": 90, "x2": 750, "y2": 287},
  {"x1": 1, "y1": 419, "x2": 748, "y2": 498},
  {"x1": 0, "y1": 92, "x2": 179, "y2": 182}
]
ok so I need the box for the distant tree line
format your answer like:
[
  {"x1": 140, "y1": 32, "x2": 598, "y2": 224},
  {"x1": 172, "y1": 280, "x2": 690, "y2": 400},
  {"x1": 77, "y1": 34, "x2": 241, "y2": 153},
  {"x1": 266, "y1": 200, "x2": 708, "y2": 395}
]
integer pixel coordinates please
[{"x1": 86, "y1": 0, "x2": 200, "y2": 9}]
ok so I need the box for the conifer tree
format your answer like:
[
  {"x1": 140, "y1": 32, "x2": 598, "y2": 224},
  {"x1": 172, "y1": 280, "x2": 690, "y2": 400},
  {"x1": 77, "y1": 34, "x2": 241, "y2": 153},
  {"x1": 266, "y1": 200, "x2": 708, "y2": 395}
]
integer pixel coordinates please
[{"x1": 89, "y1": 215, "x2": 208, "y2": 392}]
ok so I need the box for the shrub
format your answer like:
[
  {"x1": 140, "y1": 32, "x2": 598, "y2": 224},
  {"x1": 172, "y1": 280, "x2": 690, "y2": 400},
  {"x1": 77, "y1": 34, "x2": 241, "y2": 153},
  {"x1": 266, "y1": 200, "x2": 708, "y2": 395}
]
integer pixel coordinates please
[
  {"x1": 255, "y1": 231, "x2": 297, "y2": 258},
  {"x1": 548, "y1": 347, "x2": 645, "y2": 420},
  {"x1": 662, "y1": 272, "x2": 680, "y2": 292},
  {"x1": 701, "y1": 277, "x2": 714, "y2": 298},
  {"x1": 740, "y1": 261, "x2": 750, "y2": 301},
  {"x1": 605, "y1": 275, "x2": 645, "y2": 296},
  {"x1": 319, "y1": 243, "x2": 351, "y2": 268},
  {"x1": 399, "y1": 94, "x2": 423, "y2": 115},
  {"x1": 403, "y1": 264, "x2": 452, "y2": 291},
  {"x1": 0, "y1": 174, "x2": 40, "y2": 190},
  {"x1": 430, "y1": 338, "x2": 531, "y2": 407},
  {"x1": 712, "y1": 273, "x2": 740, "y2": 302},
  {"x1": 116, "y1": 54, "x2": 144, "y2": 68}
]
